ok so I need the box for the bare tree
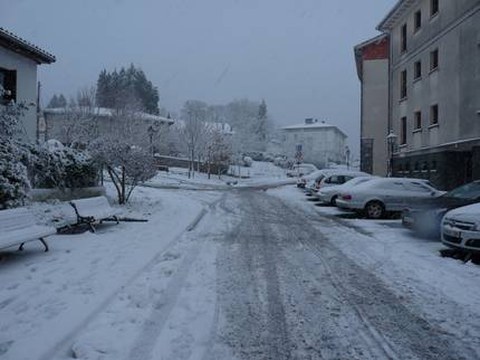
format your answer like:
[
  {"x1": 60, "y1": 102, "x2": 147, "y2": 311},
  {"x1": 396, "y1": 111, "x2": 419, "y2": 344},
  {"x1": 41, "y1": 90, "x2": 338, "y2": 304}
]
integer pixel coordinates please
[
  {"x1": 180, "y1": 100, "x2": 208, "y2": 178},
  {"x1": 203, "y1": 124, "x2": 232, "y2": 179}
]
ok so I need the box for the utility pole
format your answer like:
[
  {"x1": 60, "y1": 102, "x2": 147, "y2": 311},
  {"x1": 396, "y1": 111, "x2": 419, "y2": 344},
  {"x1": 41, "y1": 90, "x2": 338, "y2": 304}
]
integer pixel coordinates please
[{"x1": 36, "y1": 81, "x2": 41, "y2": 143}]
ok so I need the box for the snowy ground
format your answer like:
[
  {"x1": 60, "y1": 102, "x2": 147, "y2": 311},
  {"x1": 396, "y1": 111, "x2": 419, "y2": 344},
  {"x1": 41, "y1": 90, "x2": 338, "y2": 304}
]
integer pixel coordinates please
[
  {"x1": 1, "y1": 172, "x2": 480, "y2": 360},
  {"x1": 145, "y1": 161, "x2": 294, "y2": 190}
]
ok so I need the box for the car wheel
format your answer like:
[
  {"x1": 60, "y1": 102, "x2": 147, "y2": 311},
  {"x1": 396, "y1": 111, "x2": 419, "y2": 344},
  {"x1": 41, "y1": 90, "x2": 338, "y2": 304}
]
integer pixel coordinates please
[
  {"x1": 364, "y1": 201, "x2": 385, "y2": 219},
  {"x1": 330, "y1": 195, "x2": 338, "y2": 206}
]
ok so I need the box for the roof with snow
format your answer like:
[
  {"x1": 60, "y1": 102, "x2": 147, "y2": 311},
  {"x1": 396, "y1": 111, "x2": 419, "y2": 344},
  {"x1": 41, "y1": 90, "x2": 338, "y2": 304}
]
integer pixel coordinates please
[
  {"x1": 281, "y1": 119, "x2": 347, "y2": 137},
  {"x1": 0, "y1": 27, "x2": 56, "y2": 64},
  {"x1": 174, "y1": 119, "x2": 234, "y2": 135},
  {"x1": 43, "y1": 107, "x2": 174, "y2": 125}
]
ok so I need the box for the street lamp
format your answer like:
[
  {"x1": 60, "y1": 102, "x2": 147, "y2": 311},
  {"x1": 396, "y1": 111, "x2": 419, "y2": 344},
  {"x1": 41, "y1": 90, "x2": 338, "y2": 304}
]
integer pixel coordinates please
[
  {"x1": 345, "y1": 146, "x2": 350, "y2": 169},
  {"x1": 386, "y1": 130, "x2": 398, "y2": 177}
]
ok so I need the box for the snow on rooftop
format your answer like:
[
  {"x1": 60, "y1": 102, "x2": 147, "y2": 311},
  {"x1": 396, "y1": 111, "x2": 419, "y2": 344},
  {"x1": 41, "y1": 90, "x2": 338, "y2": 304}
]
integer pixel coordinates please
[
  {"x1": 44, "y1": 107, "x2": 174, "y2": 124},
  {"x1": 0, "y1": 27, "x2": 56, "y2": 64},
  {"x1": 281, "y1": 118, "x2": 347, "y2": 137}
]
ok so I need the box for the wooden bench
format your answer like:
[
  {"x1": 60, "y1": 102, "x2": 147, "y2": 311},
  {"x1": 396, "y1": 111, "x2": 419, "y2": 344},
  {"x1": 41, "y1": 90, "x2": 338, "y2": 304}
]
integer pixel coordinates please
[
  {"x1": 70, "y1": 196, "x2": 120, "y2": 232},
  {"x1": 0, "y1": 208, "x2": 57, "y2": 252}
]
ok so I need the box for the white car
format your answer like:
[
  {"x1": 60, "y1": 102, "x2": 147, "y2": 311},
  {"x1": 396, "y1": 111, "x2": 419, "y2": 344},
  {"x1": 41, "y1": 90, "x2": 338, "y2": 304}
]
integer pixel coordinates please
[
  {"x1": 315, "y1": 171, "x2": 371, "y2": 192},
  {"x1": 296, "y1": 168, "x2": 332, "y2": 188},
  {"x1": 289, "y1": 163, "x2": 318, "y2": 180},
  {"x1": 316, "y1": 176, "x2": 374, "y2": 205},
  {"x1": 336, "y1": 177, "x2": 443, "y2": 219},
  {"x1": 442, "y1": 203, "x2": 480, "y2": 252}
]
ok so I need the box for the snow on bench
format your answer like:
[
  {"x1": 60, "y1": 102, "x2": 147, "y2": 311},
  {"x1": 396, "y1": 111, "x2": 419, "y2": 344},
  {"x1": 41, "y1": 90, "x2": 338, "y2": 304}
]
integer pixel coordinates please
[
  {"x1": 0, "y1": 207, "x2": 57, "y2": 252},
  {"x1": 44, "y1": 202, "x2": 78, "y2": 229},
  {"x1": 70, "y1": 196, "x2": 120, "y2": 232}
]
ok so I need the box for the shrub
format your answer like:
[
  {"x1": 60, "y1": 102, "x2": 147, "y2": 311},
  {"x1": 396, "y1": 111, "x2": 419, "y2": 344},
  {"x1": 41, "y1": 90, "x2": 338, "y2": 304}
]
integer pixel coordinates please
[{"x1": 0, "y1": 140, "x2": 31, "y2": 209}]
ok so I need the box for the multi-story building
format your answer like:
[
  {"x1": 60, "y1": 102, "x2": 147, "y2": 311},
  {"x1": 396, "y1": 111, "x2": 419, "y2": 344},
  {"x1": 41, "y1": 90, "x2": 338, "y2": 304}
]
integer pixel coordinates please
[
  {"x1": 354, "y1": 34, "x2": 390, "y2": 176},
  {"x1": 281, "y1": 118, "x2": 347, "y2": 169},
  {"x1": 0, "y1": 27, "x2": 56, "y2": 141},
  {"x1": 378, "y1": 0, "x2": 480, "y2": 190}
]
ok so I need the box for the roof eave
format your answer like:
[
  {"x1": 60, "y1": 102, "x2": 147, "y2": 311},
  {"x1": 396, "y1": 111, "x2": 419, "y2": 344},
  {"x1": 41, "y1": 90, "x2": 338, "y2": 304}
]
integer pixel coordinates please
[
  {"x1": 377, "y1": 0, "x2": 417, "y2": 32},
  {"x1": 0, "y1": 28, "x2": 56, "y2": 64}
]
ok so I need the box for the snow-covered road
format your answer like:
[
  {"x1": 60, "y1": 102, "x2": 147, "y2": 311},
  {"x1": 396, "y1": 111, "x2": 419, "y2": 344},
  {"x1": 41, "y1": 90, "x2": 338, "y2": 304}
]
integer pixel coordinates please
[{"x1": 1, "y1": 185, "x2": 479, "y2": 360}]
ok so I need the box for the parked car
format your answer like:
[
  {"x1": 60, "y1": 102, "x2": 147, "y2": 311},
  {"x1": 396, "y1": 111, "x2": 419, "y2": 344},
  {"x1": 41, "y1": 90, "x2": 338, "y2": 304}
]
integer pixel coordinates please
[
  {"x1": 316, "y1": 176, "x2": 375, "y2": 205},
  {"x1": 336, "y1": 177, "x2": 444, "y2": 219},
  {"x1": 299, "y1": 169, "x2": 337, "y2": 192},
  {"x1": 288, "y1": 163, "x2": 318, "y2": 180},
  {"x1": 402, "y1": 180, "x2": 480, "y2": 237},
  {"x1": 295, "y1": 168, "x2": 327, "y2": 188},
  {"x1": 442, "y1": 202, "x2": 480, "y2": 252},
  {"x1": 314, "y1": 171, "x2": 371, "y2": 193}
]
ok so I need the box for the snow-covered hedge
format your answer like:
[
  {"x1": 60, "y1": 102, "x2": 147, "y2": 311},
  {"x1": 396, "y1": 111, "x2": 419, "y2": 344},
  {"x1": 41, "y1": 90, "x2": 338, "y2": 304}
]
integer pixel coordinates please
[
  {"x1": 29, "y1": 144, "x2": 98, "y2": 190},
  {"x1": 0, "y1": 140, "x2": 98, "y2": 209},
  {"x1": 0, "y1": 140, "x2": 31, "y2": 209}
]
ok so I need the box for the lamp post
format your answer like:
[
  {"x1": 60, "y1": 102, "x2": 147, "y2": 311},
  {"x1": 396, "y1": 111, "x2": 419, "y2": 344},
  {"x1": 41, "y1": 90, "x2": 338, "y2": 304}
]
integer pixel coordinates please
[
  {"x1": 345, "y1": 146, "x2": 350, "y2": 169},
  {"x1": 386, "y1": 130, "x2": 398, "y2": 177}
]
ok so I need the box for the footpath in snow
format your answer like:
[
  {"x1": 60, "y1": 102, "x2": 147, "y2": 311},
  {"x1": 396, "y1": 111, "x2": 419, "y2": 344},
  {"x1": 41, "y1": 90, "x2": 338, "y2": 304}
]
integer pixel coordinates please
[{"x1": 0, "y1": 184, "x2": 221, "y2": 360}]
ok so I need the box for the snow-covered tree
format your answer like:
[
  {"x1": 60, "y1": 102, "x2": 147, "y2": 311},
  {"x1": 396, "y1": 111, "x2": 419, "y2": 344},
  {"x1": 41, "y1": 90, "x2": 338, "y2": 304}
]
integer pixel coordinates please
[
  {"x1": 203, "y1": 125, "x2": 232, "y2": 179},
  {"x1": 180, "y1": 100, "x2": 209, "y2": 178},
  {"x1": 95, "y1": 64, "x2": 159, "y2": 115},
  {"x1": 256, "y1": 99, "x2": 268, "y2": 150},
  {"x1": 90, "y1": 136, "x2": 156, "y2": 204},
  {"x1": 46, "y1": 94, "x2": 67, "y2": 108}
]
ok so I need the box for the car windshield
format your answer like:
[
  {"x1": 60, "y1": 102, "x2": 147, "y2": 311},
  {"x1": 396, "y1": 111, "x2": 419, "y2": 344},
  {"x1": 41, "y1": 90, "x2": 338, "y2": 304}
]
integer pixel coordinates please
[{"x1": 445, "y1": 182, "x2": 480, "y2": 200}]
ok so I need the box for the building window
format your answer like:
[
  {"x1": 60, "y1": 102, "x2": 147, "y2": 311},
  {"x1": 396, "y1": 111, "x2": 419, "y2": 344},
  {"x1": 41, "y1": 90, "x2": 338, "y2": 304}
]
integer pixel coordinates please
[
  {"x1": 414, "y1": 60, "x2": 422, "y2": 80},
  {"x1": 414, "y1": 10, "x2": 422, "y2": 31},
  {"x1": 400, "y1": 117, "x2": 407, "y2": 145},
  {"x1": 430, "y1": 104, "x2": 439, "y2": 125},
  {"x1": 400, "y1": 70, "x2": 407, "y2": 99},
  {"x1": 0, "y1": 67, "x2": 17, "y2": 105},
  {"x1": 414, "y1": 111, "x2": 422, "y2": 129},
  {"x1": 430, "y1": 49, "x2": 439, "y2": 71},
  {"x1": 431, "y1": 0, "x2": 439, "y2": 17},
  {"x1": 401, "y1": 23, "x2": 407, "y2": 52}
]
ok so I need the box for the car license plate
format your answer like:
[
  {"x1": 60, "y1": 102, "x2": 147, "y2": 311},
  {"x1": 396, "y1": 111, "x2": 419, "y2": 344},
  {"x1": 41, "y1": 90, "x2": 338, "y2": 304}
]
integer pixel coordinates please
[{"x1": 444, "y1": 227, "x2": 460, "y2": 238}]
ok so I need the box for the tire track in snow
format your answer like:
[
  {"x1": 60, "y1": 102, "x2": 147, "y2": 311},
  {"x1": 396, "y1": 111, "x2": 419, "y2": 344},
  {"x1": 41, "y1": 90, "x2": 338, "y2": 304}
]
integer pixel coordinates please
[
  {"x1": 37, "y1": 200, "x2": 216, "y2": 360},
  {"x1": 126, "y1": 245, "x2": 200, "y2": 360},
  {"x1": 269, "y1": 192, "x2": 476, "y2": 360}
]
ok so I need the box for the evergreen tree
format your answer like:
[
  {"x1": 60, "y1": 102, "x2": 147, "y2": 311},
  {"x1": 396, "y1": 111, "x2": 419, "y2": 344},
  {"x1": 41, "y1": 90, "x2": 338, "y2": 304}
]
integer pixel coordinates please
[
  {"x1": 47, "y1": 94, "x2": 67, "y2": 108},
  {"x1": 95, "y1": 65, "x2": 159, "y2": 114},
  {"x1": 47, "y1": 94, "x2": 59, "y2": 108},
  {"x1": 58, "y1": 94, "x2": 67, "y2": 108},
  {"x1": 258, "y1": 99, "x2": 267, "y2": 143}
]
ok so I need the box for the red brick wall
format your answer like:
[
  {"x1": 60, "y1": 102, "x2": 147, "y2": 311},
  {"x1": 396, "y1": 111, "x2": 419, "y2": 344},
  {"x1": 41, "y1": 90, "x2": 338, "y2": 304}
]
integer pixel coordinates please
[{"x1": 362, "y1": 38, "x2": 389, "y2": 60}]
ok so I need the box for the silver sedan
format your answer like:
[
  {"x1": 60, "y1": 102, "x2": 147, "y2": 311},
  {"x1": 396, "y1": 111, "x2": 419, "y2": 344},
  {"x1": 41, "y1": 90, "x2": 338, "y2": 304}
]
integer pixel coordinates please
[{"x1": 336, "y1": 177, "x2": 444, "y2": 219}]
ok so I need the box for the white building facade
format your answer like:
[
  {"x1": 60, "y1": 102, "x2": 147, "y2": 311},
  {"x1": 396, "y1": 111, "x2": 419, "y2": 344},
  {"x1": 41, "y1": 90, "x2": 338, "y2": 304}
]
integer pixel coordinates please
[
  {"x1": 281, "y1": 119, "x2": 347, "y2": 169},
  {"x1": 0, "y1": 27, "x2": 55, "y2": 142},
  {"x1": 378, "y1": 0, "x2": 480, "y2": 190}
]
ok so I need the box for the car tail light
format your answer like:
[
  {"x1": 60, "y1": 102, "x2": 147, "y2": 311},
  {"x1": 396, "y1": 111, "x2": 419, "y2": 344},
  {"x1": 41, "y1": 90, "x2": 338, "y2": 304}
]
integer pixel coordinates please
[{"x1": 342, "y1": 194, "x2": 352, "y2": 200}]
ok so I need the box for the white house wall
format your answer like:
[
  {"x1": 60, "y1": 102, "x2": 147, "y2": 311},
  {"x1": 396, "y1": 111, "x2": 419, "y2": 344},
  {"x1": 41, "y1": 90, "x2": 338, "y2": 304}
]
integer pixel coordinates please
[
  {"x1": 282, "y1": 127, "x2": 346, "y2": 168},
  {"x1": 0, "y1": 46, "x2": 38, "y2": 142}
]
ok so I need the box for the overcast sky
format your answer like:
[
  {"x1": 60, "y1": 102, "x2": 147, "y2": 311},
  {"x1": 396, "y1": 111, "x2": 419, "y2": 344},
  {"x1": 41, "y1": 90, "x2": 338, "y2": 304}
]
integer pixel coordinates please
[{"x1": 1, "y1": 0, "x2": 397, "y2": 155}]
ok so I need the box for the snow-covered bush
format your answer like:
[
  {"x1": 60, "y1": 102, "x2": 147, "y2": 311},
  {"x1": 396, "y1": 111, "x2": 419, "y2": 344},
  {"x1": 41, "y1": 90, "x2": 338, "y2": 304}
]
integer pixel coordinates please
[
  {"x1": 0, "y1": 140, "x2": 31, "y2": 209},
  {"x1": 29, "y1": 145, "x2": 98, "y2": 189},
  {"x1": 243, "y1": 156, "x2": 253, "y2": 167},
  {"x1": 0, "y1": 87, "x2": 31, "y2": 208}
]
